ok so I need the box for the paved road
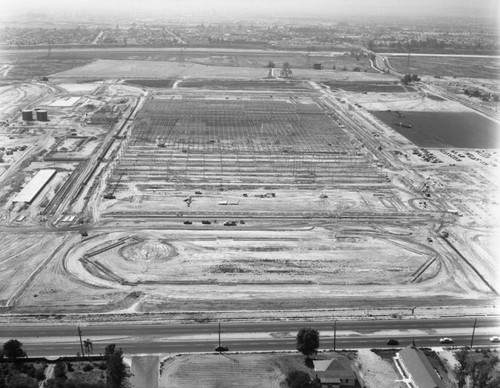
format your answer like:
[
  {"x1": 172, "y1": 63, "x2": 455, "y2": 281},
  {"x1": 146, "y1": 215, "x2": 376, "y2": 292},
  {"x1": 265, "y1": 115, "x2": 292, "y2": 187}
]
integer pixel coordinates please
[{"x1": 2, "y1": 318, "x2": 499, "y2": 356}]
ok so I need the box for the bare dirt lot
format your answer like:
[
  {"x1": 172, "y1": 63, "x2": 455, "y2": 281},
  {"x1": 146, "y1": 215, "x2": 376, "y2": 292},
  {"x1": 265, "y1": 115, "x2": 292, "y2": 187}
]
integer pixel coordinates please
[
  {"x1": 0, "y1": 52, "x2": 498, "y2": 319},
  {"x1": 159, "y1": 350, "x2": 401, "y2": 388}
]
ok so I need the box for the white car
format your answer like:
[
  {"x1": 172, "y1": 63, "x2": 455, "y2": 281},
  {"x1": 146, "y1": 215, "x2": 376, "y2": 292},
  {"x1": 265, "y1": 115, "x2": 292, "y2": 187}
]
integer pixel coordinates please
[
  {"x1": 439, "y1": 337, "x2": 454, "y2": 344},
  {"x1": 490, "y1": 336, "x2": 500, "y2": 343}
]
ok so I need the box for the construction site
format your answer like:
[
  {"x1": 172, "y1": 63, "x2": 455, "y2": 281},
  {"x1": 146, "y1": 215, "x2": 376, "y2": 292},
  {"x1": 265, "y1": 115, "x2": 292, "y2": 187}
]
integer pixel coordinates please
[{"x1": 0, "y1": 52, "x2": 498, "y2": 319}]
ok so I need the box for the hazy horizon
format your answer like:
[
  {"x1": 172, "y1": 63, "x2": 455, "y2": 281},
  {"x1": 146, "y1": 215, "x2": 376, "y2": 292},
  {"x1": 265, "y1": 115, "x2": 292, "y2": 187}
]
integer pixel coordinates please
[{"x1": 1, "y1": 0, "x2": 499, "y2": 22}]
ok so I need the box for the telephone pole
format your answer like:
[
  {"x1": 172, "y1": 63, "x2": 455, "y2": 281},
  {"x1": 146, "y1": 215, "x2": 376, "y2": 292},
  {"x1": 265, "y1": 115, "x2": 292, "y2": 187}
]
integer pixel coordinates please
[
  {"x1": 218, "y1": 322, "x2": 221, "y2": 348},
  {"x1": 333, "y1": 320, "x2": 337, "y2": 352},
  {"x1": 470, "y1": 318, "x2": 477, "y2": 348},
  {"x1": 77, "y1": 326, "x2": 85, "y2": 357}
]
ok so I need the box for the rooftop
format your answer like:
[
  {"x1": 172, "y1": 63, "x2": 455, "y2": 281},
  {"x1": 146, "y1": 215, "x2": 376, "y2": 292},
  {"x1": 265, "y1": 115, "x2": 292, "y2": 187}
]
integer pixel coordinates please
[{"x1": 398, "y1": 346, "x2": 445, "y2": 388}]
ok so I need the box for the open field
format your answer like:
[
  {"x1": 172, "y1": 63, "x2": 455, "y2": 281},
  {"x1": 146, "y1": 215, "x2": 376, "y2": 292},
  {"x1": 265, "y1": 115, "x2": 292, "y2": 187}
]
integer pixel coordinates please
[
  {"x1": 387, "y1": 55, "x2": 500, "y2": 79},
  {"x1": 159, "y1": 350, "x2": 406, "y2": 388},
  {"x1": 1, "y1": 57, "x2": 93, "y2": 80},
  {"x1": 51, "y1": 59, "x2": 270, "y2": 79},
  {"x1": 50, "y1": 59, "x2": 391, "y2": 83},
  {"x1": 160, "y1": 353, "x2": 303, "y2": 388}
]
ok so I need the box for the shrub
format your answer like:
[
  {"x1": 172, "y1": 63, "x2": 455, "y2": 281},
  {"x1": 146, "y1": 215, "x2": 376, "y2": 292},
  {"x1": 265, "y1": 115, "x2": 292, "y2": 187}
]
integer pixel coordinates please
[
  {"x1": 286, "y1": 370, "x2": 318, "y2": 388},
  {"x1": 53, "y1": 361, "x2": 66, "y2": 378},
  {"x1": 83, "y1": 364, "x2": 94, "y2": 372},
  {"x1": 34, "y1": 368, "x2": 46, "y2": 381}
]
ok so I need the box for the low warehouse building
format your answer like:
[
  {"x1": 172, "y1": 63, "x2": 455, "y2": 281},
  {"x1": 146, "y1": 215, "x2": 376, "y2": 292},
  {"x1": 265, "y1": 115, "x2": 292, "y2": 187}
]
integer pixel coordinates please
[{"x1": 13, "y1": 169, "x2": 56, "y2": 205}]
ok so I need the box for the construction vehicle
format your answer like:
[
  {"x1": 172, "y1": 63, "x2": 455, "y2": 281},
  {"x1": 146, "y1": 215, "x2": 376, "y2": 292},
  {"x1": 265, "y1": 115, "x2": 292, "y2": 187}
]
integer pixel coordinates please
[
  {"x1": 156, "y1": 137, "x2": 165, "y2": 147},
  {"x1": 103, "y1": 173, "x2": 123, "y2": 199}
]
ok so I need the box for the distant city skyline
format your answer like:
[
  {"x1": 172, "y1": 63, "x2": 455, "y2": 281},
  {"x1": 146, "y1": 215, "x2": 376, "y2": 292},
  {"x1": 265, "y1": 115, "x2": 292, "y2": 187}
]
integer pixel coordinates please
[{"x1": 1, "y1": 0, "x2": 499, "y2": 21}]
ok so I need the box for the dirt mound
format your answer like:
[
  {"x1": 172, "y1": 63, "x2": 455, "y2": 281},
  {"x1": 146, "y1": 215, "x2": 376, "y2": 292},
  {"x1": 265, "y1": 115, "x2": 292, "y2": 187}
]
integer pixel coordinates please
[{"x1": 120, "y1": 240, "x2": 175, "y2": 262}]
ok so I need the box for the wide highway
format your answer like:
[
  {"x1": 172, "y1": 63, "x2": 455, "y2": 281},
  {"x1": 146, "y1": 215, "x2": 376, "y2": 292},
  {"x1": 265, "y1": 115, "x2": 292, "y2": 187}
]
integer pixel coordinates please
[{"x1": 1, "y1": 317, "x2": 498, "y2": 357}]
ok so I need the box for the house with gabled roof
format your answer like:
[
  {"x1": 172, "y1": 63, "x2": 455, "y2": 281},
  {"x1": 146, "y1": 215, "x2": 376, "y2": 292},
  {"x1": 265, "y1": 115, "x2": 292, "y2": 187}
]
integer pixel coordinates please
[
  {"x1": 394, "y1": 344, "x2": 446, "y2": 388},
  {"x1": 313, "y1": 354, "x2": 359, "y2": 388}
]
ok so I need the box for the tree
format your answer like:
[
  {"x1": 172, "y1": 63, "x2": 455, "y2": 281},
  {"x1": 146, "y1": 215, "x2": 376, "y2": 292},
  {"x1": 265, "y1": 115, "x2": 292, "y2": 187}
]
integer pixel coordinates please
[
  {"x1": 105, "y1": 344, "x2": 126, "y2": 388},
  {"x1": 280, "y1": 62, "x2": 293, "y2": 78},
  {"x1": 453, "y1": 347, "x2": 469, "y2": 388},
  {"x1": 266, "y1": 61, "x2": 275, "y2": 68},
  {"x1": 53, "y1": 361, "x2": 67, "y2": 379},
  {"x1": 286, "y1": 370, "x2": 315, "y2": 388},
  {"x1": 2, "y1": 339, "x2": 26, "y2": 360},
  {"x1": 5, "y1": 374, "x2": 38, "y2": 388},
  {"x1": 401, "y1": 74, "x2": 412, "y2": 85},
  {"x1": 296, "y1": 328, "x2": 320, "y2": 359},
  {"x1": 470, "y1": 356, "x2": 499, "y2": 388}
]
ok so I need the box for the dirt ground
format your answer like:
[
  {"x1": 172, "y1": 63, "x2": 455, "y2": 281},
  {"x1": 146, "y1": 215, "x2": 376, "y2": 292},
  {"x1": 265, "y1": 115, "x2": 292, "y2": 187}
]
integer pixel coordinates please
[
  {"x1": 0, "y1": 51, "x2": 498, "y2": 319},
  {"x1": 50, "y1": 59, "x2": 391, "y2": 83},
  {"x1": 160, "y1": 353, "x2": 293, "y2": 388},
  {"x1": 159, "y1": 350, "x2": 402, "y2": 388},
  {"x1": 356, "y1": 349, "x2": 405, "y2": 388}
]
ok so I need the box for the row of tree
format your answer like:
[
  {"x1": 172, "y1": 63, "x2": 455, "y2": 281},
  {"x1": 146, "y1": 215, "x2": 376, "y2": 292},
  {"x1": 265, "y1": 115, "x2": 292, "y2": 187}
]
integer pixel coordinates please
[
  {"x1": 0, "y1": 340, "x2": 126, "y2": 388},
  {"x1": 454, "y1": 348, "x2": 500, "y2": 388},
  {"x1": 401, "y1": 73, "x2": 421, "y2": 84}
]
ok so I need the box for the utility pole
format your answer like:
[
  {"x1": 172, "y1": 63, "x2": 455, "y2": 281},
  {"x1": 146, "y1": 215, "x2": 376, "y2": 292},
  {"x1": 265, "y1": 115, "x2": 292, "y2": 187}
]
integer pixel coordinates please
[
  {"x1": 407, "y1": 40, "x2": 411, "y2": 74},
  {"x1": 333, "y1": 320, "x2": 337, "y2": 352},
  {"x1": 470, "y1": 318, "x2": 477, "y2": 348},
  {"x1": 77, "y1": 326, "x2": 85, "y2": 357},
  {"x1": 218, "y1": 322, "x2": 221, "y2": 348}
]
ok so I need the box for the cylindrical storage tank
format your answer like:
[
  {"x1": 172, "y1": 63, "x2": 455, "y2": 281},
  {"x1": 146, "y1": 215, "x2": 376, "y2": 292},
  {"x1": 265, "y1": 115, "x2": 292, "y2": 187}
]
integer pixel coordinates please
[
  {"x1": 21, "y1": 110, "x2": 33, "y2": 121},
  {"x1": 36, "y1": 110, "x2": 48, "y2": 121}
]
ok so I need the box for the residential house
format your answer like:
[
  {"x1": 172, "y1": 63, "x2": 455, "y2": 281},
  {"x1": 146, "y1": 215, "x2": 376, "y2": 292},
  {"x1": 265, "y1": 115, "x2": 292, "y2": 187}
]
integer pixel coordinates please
[{"x1": 313, "y1": 355, "x2": 359, "y2": 388}]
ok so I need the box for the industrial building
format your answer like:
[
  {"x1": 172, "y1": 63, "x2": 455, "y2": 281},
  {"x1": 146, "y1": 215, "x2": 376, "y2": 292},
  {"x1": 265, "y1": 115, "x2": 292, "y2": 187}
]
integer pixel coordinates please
[{"x1": 13, "y1": 169, "x2": 56, "y2": 204}]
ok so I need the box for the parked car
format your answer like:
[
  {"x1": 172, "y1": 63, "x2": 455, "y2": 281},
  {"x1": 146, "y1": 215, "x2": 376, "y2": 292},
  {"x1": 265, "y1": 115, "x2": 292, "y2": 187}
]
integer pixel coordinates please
[
  {"x1": 387, "y1": 339, "x2": 399, "y2": 346},
  {"x1": 439, "y1": 337, "x2": 453, "y2": 344},
  {"x1": 215, "y1": 346, "x2": 229, "y2": 352},
  {"x1": 490, "y1": 336, "x2": 500, "y2": 343},
  {"x1": 183, "y1": 221, "x2": 192, "y2": 225},
  {"x1": 201, "y1": 220, "x2": 211, "y2": 225}
]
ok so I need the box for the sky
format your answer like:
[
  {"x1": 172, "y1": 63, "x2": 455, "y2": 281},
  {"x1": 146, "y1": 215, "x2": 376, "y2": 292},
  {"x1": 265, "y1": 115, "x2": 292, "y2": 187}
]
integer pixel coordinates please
[{"x1": 1, "y1": 0, "x2": 499, "y2": 20}]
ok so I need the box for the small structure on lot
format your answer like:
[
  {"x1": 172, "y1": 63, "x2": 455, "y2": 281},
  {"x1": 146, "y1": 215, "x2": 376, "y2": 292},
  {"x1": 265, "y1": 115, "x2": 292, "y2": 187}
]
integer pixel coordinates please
[
  {"x1": 313, "y1": 355, "x2": 358, "y2": 388},
  {"x1": 394, "y1": 344, "x2": 445, "y2": 388}
]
